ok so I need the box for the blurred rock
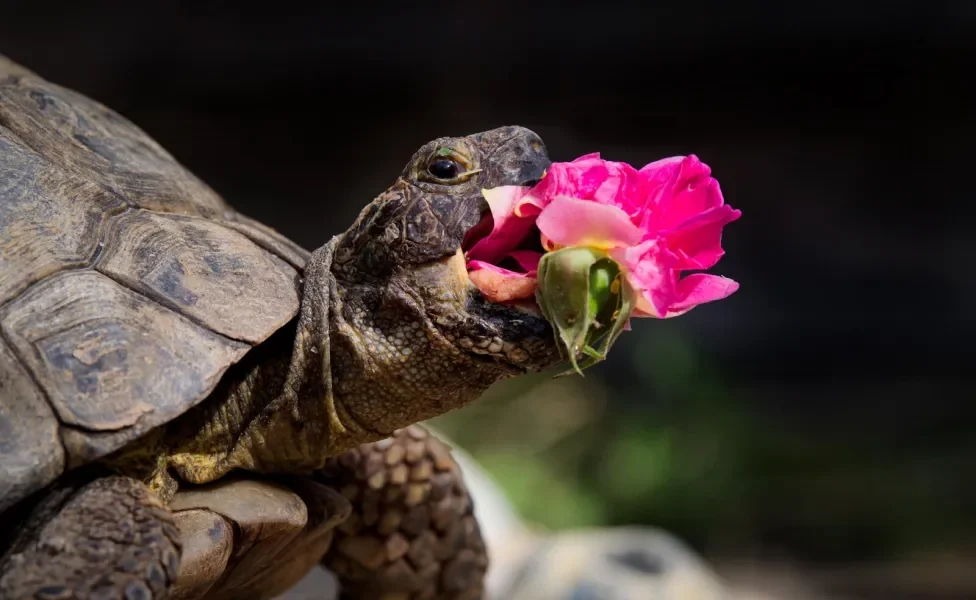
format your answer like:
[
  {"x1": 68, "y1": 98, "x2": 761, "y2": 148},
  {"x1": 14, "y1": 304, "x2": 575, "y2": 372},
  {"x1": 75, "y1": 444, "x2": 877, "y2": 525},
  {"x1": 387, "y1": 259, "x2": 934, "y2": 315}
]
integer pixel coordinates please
[
  {"x1": 492, "y1": 527, "x2": 729, "y2": 600},
  {"x1": 275, "y1": 568, "x2": 337, "y2": 600}
]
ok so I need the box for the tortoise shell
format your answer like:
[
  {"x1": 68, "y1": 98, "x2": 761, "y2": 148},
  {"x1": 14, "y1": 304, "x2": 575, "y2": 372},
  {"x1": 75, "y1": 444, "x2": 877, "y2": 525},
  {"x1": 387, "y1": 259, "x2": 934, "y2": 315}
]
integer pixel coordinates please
[{"x1": 0, "y1": 54, "x2": 312, "y2": 512}]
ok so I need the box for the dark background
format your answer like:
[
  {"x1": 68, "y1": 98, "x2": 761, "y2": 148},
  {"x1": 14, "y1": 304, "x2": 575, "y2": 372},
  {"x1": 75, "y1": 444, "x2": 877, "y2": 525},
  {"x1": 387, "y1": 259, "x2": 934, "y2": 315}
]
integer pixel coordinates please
[{"x1": 2, "y1": 2, "x2": 973, "y2": 598}]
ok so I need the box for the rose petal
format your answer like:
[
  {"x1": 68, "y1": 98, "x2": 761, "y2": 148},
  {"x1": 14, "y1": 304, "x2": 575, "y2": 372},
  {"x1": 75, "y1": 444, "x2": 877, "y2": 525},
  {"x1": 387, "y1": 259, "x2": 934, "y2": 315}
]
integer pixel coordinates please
[
  {"x1": 639, "y1": 155, "x2": 728, "y2": 234},
  {"x1": 663, "y1": 273, "x2": 740, "y2": 317},
  {"x1": 592, "y1": 165, "x2": 646, "y2": 217},
  {"x1": 515, "y1": 192, "x2": 545, "y2": 218},
  {"x1": 466, "y1": 185, "x2": 538, "y2": 264},
  {"x1": 639, "y1": 155, "x2": 685, "y2": 174},
  {"x1": 467, "y1": 260, "x2": 538, "y2": 303},
  {"x1": 536, "y1": 196, "x2": 644, "y2": 250},
  {"x1": 663, "y1": 204, "x2": 742, "y2": 270},
  {"x1": 504, "y1": 250, "x2": 543, "y2": 273},
  {"x1": 611, "y1": 239, "x2": 739, "y2": 318},
  {"x1": 609, "y1": 240, "x2": 675, "y2": 318},
  {"x1": 534, "y1": 153, "x2": 603, "y2": 196},
  {"x1": 530, "y1": 153, "x2": 645, "y2": 218}
]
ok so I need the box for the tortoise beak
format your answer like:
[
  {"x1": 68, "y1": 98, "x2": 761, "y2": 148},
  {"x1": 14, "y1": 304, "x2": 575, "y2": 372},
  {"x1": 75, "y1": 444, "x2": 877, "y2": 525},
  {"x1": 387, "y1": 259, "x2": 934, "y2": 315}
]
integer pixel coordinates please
[
  {"x1": 511, "y1": 134, "x2": 550, "y2": 187},
  {"x1": 507, "y1": 130, "x2": 550, "y2": 187},
  {"x1": 477, "y1": 126, "x2": 551, "y2": 189},
  {"x1": 516, "y1": 159, "x2": 548, "y2": 187}
]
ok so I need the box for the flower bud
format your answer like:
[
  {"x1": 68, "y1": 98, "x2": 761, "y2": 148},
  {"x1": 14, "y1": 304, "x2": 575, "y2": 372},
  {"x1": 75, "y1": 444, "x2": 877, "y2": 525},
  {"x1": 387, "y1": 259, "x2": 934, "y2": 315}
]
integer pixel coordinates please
[{"x1": 536, "y1": 247, "x2": 636, "y2": 375}]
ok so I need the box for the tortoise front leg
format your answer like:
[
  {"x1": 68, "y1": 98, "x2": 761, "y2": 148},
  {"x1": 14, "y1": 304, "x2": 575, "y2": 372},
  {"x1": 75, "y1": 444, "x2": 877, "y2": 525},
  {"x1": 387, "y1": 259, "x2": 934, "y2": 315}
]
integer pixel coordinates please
[
  {"x1": 320, "y1": 426, "x2": 488, "y2": 600},
  {"x1": 165, "y1": 476, "x2": 350, "y2": 600},
  {"x1": 0, "y1": 475, "x2": 181, "y2": 600}
]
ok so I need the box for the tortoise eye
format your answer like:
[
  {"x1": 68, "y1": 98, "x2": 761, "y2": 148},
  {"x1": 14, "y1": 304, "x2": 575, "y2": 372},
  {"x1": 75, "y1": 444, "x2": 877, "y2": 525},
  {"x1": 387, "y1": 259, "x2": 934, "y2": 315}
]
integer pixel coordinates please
[{"x1": 427, "y1": 159, "x2": 460, "y2": 180}]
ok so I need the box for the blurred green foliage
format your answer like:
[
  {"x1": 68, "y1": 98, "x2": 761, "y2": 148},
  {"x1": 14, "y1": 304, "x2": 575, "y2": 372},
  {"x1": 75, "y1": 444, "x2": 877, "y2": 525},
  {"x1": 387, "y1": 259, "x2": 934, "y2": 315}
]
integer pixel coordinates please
[{"x1": 429, "y1": 323, "x2": 976, "y2": 564}]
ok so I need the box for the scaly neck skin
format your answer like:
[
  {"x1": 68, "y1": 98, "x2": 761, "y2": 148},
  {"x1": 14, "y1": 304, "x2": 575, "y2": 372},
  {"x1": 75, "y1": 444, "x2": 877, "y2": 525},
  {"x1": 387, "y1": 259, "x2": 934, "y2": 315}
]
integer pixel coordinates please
[
  {"x1": 326, "y1": 261, "x2": 509, "y2": 440},
  {"x1": 164, "y1": 242, "x2": 346, "y2": 486},
  {"x1": 162, "y1": 240, "x2": 511, "y2": 489}
]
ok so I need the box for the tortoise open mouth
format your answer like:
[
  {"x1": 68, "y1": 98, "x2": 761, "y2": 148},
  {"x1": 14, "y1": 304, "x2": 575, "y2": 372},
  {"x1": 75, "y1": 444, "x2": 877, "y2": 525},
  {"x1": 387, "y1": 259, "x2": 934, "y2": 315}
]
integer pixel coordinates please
[{"x1": 459, "y1": 189, "x2": 546, "y2": 313}]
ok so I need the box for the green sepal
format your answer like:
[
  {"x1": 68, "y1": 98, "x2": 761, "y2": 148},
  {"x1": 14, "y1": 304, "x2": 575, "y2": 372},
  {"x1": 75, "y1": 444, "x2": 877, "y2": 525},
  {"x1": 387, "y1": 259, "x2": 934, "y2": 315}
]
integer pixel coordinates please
[
  {"x1": 563, "y1": 276, "x2": 637, "y2": 375},
  {"x1": 535, "y1": 247, "x2": 637, "y2": 377}
]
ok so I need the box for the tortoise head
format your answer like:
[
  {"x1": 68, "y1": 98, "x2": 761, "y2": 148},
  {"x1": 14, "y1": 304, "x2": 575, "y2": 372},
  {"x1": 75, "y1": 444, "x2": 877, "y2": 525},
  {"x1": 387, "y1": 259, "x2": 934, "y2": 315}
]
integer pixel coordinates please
[{"x1": 328, "y1": 126, "x2": 559, "y2": 435}]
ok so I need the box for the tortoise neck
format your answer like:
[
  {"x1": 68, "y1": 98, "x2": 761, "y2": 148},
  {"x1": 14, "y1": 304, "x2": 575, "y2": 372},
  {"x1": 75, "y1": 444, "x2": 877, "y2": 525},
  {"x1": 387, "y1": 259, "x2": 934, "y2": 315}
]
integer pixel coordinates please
[
  {"x1": 161, "y1": 318, "x2": 319, "y2": 483},
  {"x1": 163, "y1": 241, "x2": 352, "y2": 485}
]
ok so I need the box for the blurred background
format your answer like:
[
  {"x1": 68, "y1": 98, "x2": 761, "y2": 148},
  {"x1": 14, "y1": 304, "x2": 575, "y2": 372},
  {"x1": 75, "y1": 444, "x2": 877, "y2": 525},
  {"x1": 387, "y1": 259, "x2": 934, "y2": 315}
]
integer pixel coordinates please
[{"x1": 2, "y1": 2, "x2": 973, "y2": 598}]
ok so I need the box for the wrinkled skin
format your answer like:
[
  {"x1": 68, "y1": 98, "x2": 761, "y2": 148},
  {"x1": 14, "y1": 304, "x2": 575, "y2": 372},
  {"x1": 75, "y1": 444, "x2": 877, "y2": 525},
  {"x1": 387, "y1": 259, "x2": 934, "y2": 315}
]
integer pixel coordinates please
[{"x1": 0, "y1": 127, "x2": 560, "y2": 600}]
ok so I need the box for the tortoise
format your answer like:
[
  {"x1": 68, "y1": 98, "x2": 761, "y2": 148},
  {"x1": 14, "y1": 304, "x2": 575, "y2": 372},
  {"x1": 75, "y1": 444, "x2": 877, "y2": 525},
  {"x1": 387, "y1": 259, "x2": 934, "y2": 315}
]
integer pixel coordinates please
[{"x1": 0, "y1": 54, "x2": 557, "y2": 600}]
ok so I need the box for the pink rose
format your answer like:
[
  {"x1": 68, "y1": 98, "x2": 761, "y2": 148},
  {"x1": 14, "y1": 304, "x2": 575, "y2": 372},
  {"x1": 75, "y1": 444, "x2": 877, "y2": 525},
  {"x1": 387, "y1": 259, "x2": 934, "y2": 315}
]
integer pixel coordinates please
[{"x1": 465, "y1": 153, "x2": 741, "y2": 318}]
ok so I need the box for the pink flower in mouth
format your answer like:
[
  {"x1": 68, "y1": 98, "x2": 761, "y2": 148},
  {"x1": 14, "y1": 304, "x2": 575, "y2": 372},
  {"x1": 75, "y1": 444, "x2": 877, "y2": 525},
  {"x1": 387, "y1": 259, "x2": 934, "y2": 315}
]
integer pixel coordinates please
[
  {"x1": 464, "y1": 185, "x2": 542, "y2": 303},
  {"x1": 465, "y1": 153, "x2": 741, "y2": 319}
]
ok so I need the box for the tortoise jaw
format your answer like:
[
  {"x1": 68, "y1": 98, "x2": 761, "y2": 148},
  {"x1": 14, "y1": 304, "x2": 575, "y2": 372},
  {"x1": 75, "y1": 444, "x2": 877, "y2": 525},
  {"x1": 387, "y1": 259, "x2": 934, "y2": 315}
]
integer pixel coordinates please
[
  {"x1": 436, "y1": 249, "x2": 557, "y2": 371},
  {"x1": 460, "y1": 290, "x2": 558, "y2": 372}
]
